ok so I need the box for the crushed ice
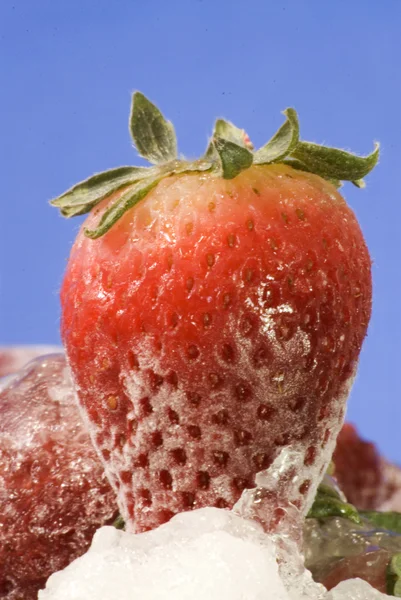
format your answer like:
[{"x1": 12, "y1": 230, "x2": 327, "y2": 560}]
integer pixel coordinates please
[{"x1": 39, "y1": 448, "x2": 393, "y2": 600}]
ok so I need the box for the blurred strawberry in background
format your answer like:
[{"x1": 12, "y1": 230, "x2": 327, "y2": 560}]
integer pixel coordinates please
[{"x1": 0, "y1": 352, "x2": 117, "y2": 599}]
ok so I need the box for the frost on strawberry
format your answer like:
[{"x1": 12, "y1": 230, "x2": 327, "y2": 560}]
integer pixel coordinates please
[{"x1": 51, "y1": 92, "x2": 378, "y2": 533}]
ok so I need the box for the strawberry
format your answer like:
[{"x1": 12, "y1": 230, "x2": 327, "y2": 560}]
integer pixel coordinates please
[
  {"x1": 0, "y1": 354, "x2": 117, "y2": 599},
  {"x1": 52, "y1": 93, "x2": 378, "y2": 533},
  {"x1": 333, "y1": 423, "x2": 384, "y2": 510},
  {"x1": 333, "y1": 423, "x2": 401, "y2": 512},
  {"x1": 0, "y1": 345, "x2": 62, "y2": 378}
]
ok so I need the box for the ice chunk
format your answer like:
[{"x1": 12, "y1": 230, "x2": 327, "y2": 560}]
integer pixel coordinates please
[
  {"x1": 234, "y1": 448, "x2": 324, "y2": 600},
  {"x1": 326, "y1": 578, "x2": 391, "y2": 599},
  {"x1": 39, "y1": 506, "x2": 394, "y2": 600},
  {"x1": 39, "y1": 508, "x2": 289, "y2": 600},
  {"x1": 0, "y1": 354, "x2": 117, "y2": 599},
  {"x1": 38, "y1": 447, "x2": 394, "y2": 600}
]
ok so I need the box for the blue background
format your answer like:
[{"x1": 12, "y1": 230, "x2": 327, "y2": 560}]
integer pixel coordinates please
[{"x1": 1, "y1": 1, "x2": 400, "y2": 461}]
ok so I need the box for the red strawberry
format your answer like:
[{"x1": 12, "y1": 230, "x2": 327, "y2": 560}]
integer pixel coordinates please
[
  {"x1": 52, "y1": 93, "x2": 378, "y2": 533},
  {"x1": 333, "y1": 423, "x2": 401, "y2": 512},
  {"x1": 0, "y1": 354, "x2": 117, "y2": 599},
  {"x1": 0, "y1": 345, "x2": 61, "y2": 378},
  {"x1": 333, "y1": 423, "x2": 384, "y2": 510}
]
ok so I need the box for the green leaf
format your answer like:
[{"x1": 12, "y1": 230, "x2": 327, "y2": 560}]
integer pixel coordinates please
[
  {"x1": 50, "y1": 166, "x2": 150, "y2": 217},
  {"x1": 213, "y1": 136, "x2": 253, "y2": 180},
  {"x1": 283, "y1": 158, "x2": 343, "y2": 188},
  {"x1": 129, "y1": 92, "x2": 178, "y2": 165},
  {"x1": 291, "y1": 141, "x2": 379, "y2": 182},
  {"x1": 361, "y1": 511, "x2": 401, "y2": 535},
  {"x1": 308, "y1": 497, "x2": 362, "y2": 524},
  {"x1": 387, "y1": 553, "x2": 401, "y2": 597},
  {"x1": 254, "y1": 108, "x2": 299, "y2": 164},
  {"x1": 308, "y1": 482, "x2": 361, "y2": 524},
  {"x1": 316, "y1": 482, "x2": 342, "y2": 500},
  {"x1": 84, "y1": 176, "x2": 161, "y2": 239}
]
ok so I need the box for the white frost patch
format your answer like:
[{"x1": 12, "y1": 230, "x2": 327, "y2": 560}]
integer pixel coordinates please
[
  {"x1": 244, "y1": 294, "x2": 311, "y2": 357},
  {"x1": 39, "y1": 507, "x2": 393, "y2": 600}
]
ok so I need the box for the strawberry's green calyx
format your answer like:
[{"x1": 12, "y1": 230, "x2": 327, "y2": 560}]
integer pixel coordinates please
[{"x1": 50, "y1": 91, "x2": 379, "y2": 238}]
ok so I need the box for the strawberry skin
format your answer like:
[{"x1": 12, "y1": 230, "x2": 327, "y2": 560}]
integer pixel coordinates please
[{"x1": 61, "y1": 164, "x2": 372, "y2": 532}]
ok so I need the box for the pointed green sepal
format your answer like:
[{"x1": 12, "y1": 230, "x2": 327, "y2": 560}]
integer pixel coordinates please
[
  {"x1": 213, "y1": 136, "x2": 253, "y2": 180},
  {"x1": 84, "y1": 176, "x2": 160, "y2": 238},
  {"x1": 50, "y1": 166, "x2": 150, "y2": 217},
  {"x1": 291, "y1": 141, "x2": 379, "y2": 182},
  {"x1": 214, "y1": 119, "x2": 249, "y2": 147},
  {"x1": 254, "y1": 108, "x2": 299, "y2": 164},
  {"x1": 129, "y1": 92, "x2": 177, "y2": 165},
  {"x1": 203, "y1": 118, "x2": 249, "y2": 161}
]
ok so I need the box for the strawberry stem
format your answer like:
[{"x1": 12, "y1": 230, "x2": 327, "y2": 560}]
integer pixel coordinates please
[{"x1": 50, "y1": 91, "x2": 379, "y2": 238}]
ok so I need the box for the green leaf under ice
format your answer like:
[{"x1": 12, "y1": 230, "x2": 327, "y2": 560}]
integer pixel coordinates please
[
  {"x1": 307, "y1": 482, "x2": 361, "y2": 525},
  {"x1": 362, "y1": 511, "x2": 401, "y2": 536}
]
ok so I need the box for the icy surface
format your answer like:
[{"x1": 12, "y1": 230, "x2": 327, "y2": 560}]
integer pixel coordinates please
[
  {"x1": 39, "y1": 507, "x2": 393, "y2": 600},
  {"x1": 0, "y1": 354, "x2": 117, "y2": 599}
]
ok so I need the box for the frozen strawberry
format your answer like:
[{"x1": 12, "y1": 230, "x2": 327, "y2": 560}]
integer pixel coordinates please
[
  {"x1": 333, "y1": 423, "x2": 384, "y2": 510},
  {"x1": 380, "y1": 461, "x2": 401, "y2": 512},
  {"x1": 0, "y1": 354, "x2": 117, "y2": 599},
  {"x1": 334, "y1": 423, "x2": 401, "y2": 512},
  {"x1": 0, "y1": 345, "x2": 61, "y2": 378},
  {"x1": 51, "y1": 93, "x2": 378, "y2": 532}
]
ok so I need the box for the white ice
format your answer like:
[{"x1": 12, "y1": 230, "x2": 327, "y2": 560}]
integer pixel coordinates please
[
  {"x1": 39, "y1": 506, "x2": 393, "y2": 600},
  {"x1": 39, "y1": 508, "x2": 288, "y2": 600}
]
